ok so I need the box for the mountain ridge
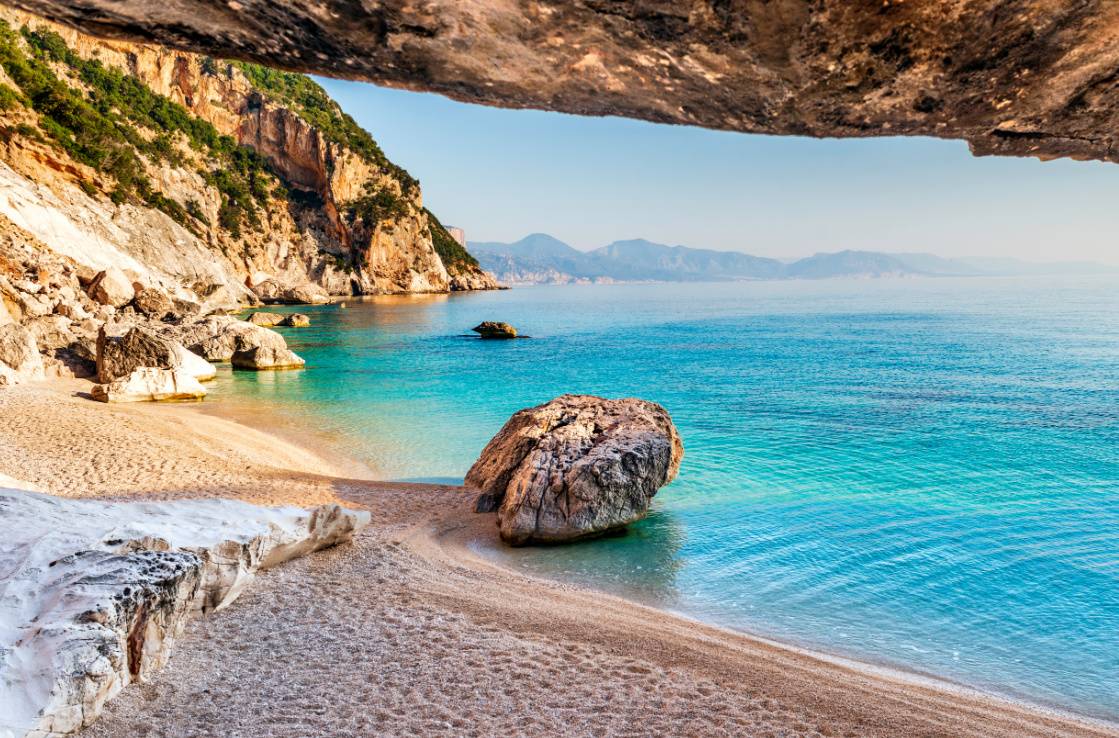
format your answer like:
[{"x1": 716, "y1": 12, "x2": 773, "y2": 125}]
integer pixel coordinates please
[{"x1": 471, "y1": 236, "x2": 1117, "y2": 285}]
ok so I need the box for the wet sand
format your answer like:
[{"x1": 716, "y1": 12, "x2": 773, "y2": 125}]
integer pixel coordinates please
[{"x1": 0, "y1": 381, "x2": 1114, "y2": 738}]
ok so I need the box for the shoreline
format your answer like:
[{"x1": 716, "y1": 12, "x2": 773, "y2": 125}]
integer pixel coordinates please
[{"x1": 1, "y1": 379, "x2": 1115, "y2": 737}]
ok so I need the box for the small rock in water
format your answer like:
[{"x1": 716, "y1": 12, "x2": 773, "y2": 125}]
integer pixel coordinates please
[
  {"x1": 471, "y1": 321, "x2": 517, "y2": 339},
  {"x1": 283, "y1": 313, "x2": 310, "y2": 327}
]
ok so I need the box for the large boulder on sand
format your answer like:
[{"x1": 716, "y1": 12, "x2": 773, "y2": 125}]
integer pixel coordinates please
[
  {"x1": 0, "y1": 324, "x2": 45, "y2": 386},
  {"x1": 466, "y1": 395, "x2": 683, "y2": 545},
  {"x1": 97, "y1": 325, "x2": 215, "y2": 383},
  {"x1": 87, "y1": 268, "x2": 135, "y2": 308},
  {"x1": 90, "y1": 367, "x2": 206, "y2": 402}
]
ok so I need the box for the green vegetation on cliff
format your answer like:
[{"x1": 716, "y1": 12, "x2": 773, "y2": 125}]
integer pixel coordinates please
[
  {"x1": 227, "y1": 60, "x2": 418, "y2": 195},
  {"x1": 0, "y1": 21, "x2": 274, "y2": 237}
]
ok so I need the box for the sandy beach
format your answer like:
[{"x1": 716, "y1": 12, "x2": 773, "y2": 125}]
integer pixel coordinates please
[{"x1": 1, "y1": 381, "x2": 1115, "y2": 738}]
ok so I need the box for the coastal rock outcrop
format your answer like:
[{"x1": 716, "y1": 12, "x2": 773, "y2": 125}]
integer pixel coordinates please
[
  {"x1": 170, "y1": 317, "x2": 304, "y2": 369},
  {"x1": 0, "y1": 488, "x2": 370, "y2": 737},
  {"x1": 90, "y1": 367, "x2": 206, "y2": 402},
  {"x1": 466, "y1": 394, "x2": 683, "y2": 545},
  {"x1": 472, "y1": 321, "x2": 518, "y2": 339},
  {"x1": 13, "y1": 1, "x2": 1119, "y2": 168}
]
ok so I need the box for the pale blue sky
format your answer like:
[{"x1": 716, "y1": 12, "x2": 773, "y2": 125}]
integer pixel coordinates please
[{"x1": 318, "y1": 77, "x2": 1119, "y2": 264}]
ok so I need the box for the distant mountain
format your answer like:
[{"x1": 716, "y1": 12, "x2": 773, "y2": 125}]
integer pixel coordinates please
[
  {"x1": 470, "y1": 235, "x2": 1119, "y2": 285},
  {"x1": 470, "y1": 233, "x2": 583, "y2": 260},
  {"x1": 588, "y1": 239, "x2": 786, "y2": 281},
  {"x1": 784, "y1": 251, "x2": 912, "y2": 279}
]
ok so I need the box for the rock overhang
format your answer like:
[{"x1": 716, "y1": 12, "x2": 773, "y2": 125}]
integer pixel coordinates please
[{"x1": 5, "y1": 0, "x2": 1119, "y2": 165}]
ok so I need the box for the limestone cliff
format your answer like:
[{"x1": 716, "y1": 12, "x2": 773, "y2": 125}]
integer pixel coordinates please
[{"x1": 0, "y1": 6, "x2": 498, "y2": 308}]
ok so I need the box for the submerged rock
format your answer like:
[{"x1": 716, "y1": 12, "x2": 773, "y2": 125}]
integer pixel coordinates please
[
  {"x1": 471, "y1": 321, "x2": 517, "y2": 339},
  {"x1": 466, "y1": 394, "x2": 683, "y2": 545},
  {"x1": 0, "y1": 489, "x2": 370, "y2": 737},
  {"x1": 90, "y1": 367, "x2": 206, "y2": 402}
]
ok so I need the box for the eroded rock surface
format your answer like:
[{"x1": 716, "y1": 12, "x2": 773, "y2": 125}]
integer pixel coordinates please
[
  {"x1": 9, "y1": 1, "x2": 1119, "y2": 165},
  {"x1": 466, "y1": 394, "x2": 683, "y2": 545},
  {"x1": 0, "y1": 488, "x2": 370, "y2": 738}
]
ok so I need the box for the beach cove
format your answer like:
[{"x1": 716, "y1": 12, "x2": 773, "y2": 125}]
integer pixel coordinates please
[{"x1": 0, "y1": 379, "x2": 1113, "y2": 738}]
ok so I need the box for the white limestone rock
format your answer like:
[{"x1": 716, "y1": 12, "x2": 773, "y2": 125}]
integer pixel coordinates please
[
  {"x1": 89, "y1": 367, "x2": 206, "y2": 403},
  {"x1": 172, "y1": 344, "x2": 216, "y2": 382},
  {"x1": 0, "y1": 488, "x2": 370, "y2": 738}
]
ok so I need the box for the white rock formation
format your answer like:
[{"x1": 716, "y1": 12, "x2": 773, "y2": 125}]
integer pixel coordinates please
[
  {"x1": 0, "y1": 488, "x2": 369, "y2": 738},
  {"x1": 89, "y1": 367, "x2": 206, "y2": 403},
  {"x1": 172, "y1": 344, "x2": 216, "y2": 382}
]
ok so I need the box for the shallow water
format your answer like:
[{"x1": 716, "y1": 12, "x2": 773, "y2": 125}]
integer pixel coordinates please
[{"x1": 214, "y1": 277, "x2": 1119, "y2": 720}]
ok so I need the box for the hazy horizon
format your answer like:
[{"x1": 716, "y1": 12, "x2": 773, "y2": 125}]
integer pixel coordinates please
[{"x1": 318, "y1": 78, "x2": 1119, "y2": 266}]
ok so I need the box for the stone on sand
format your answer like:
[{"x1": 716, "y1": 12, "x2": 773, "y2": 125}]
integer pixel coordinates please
[
  {"x1": 90, "y1": 367, "x2": 206, "y2": 402},
  {"x1": 97, "y1": 325, "x2": 215, "y2": 383},
  {"x1": 466, "y1": 394, "x2": 683, "y2": 545}
]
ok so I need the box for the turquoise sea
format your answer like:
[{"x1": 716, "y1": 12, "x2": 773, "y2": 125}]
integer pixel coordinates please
[{"x1": 213, "y1": 277, "x2": 1119, "y2": 720}]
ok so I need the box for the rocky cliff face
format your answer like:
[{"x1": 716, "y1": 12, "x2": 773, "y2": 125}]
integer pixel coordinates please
[
  {"x1": 7, "y1": 1, "x2": 1119, "y2": 167},
  {"x1": 0, "y1": 6, "x2": 498, "y2": 309}
]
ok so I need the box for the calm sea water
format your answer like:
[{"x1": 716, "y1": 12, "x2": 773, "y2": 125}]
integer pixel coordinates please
[{"x1": 213, "y1": 277, "x2": 1119, "y2": 720}]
